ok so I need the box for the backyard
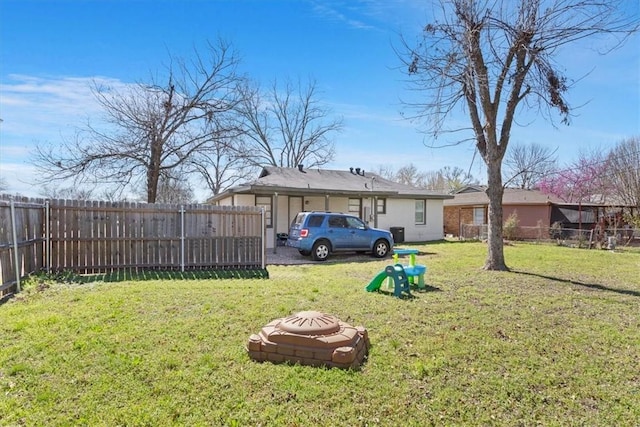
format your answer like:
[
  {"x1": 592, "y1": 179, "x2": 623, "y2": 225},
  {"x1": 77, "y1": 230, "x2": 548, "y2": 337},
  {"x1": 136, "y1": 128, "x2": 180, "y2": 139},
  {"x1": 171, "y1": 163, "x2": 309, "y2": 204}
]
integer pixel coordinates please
[{"x1": 1, "y1": 241, "x2": 638, "y2": 426}]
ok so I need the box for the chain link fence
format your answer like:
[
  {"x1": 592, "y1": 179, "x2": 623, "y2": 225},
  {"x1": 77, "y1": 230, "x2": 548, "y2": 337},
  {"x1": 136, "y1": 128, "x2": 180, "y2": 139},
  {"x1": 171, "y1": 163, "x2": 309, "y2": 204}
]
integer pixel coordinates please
[{"x1": 460, "y1": 223, "x2": 639, "y2": 248}]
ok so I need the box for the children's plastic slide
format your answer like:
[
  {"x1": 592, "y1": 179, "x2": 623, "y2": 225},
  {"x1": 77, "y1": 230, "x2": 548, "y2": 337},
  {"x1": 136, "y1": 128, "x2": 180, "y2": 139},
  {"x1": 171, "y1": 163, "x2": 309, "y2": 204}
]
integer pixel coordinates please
[
  {"x1": 365, "y1": 271, "x2": 388, "y2": 292},
  {"x1": 366, "y1": 265, "x2": 413, "y2": 297}
]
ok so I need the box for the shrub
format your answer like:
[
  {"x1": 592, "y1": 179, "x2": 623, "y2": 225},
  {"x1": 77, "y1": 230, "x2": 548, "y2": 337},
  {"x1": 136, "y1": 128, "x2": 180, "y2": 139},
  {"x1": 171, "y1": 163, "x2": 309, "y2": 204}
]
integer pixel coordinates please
[{"x1": 503, "y1": 211, "x2": 519, "y2": 240}]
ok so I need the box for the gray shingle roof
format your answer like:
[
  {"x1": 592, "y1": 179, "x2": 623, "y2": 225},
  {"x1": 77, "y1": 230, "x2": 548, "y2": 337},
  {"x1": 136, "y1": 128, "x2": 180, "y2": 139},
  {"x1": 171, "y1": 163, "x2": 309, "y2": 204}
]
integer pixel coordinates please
[
  {"x1": 444, "y1": 186, "x2": 562, "y2": 206},
  {"x1": 211, "y1": 166, "x2": 453, "y2": 200}
]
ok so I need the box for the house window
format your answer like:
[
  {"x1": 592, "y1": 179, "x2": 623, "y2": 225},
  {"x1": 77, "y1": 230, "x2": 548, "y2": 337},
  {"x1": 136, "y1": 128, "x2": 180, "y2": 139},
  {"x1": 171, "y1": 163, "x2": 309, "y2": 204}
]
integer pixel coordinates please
[
  {"x1": 348, "y1": 198, "x2": 361, "y2": 215},
  {"x1": 376, "y1": 198, "x2": 386, "y2": 214},
  {"x1": 415, "y1": 200, "x2": 426, "y2": 224},
  {"x1": 256, "y1": 196, "x2": 272, "y2": 227},
  {"x1": 473, "y1": 207, "x2": 485, "y2": 225}
]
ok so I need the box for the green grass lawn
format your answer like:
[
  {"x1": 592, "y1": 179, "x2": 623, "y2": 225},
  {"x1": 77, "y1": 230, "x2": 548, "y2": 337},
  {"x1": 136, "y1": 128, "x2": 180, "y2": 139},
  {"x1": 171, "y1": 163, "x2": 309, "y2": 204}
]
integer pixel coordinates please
[{"x1": 1, "y1": 242, "x2": 639, "y2": 426}]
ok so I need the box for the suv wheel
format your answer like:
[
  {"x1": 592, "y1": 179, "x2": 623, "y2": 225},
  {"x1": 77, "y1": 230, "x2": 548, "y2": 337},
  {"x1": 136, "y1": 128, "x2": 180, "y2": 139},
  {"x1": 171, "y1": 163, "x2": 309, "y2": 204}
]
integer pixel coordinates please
[
  {"x1": 372, "y1": 239, "x2": 390, "y2": 258},
  {"x1": 312, "y1": 240, "x2": 331, "y2": 261}
]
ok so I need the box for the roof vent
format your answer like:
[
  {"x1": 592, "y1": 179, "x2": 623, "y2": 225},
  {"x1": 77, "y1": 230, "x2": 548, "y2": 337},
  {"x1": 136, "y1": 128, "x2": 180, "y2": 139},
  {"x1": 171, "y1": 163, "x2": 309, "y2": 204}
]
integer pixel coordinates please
[
  {"x1": 355, "y1": 167, "x2": 361, "y2": 175},
  {"x1": 350, "y1": 167, "x2": 354, "y2": 174},
  {"x1": 297, "y1": 164, "x2": 304, "y2": 172}
]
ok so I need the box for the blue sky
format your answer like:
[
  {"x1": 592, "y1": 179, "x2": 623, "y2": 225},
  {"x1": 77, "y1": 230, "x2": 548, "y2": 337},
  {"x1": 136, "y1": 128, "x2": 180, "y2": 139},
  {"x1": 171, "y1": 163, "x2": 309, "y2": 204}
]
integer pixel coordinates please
[{"x1": 1, "y1": 0, "x2": 639, "y2": 200}]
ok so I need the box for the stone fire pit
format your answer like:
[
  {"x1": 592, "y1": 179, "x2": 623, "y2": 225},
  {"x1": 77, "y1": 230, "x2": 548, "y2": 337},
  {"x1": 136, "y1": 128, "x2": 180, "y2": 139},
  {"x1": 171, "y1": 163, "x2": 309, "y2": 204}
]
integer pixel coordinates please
[{"x1": 247, "y1": 311, "x2": 369, "y2": 369}]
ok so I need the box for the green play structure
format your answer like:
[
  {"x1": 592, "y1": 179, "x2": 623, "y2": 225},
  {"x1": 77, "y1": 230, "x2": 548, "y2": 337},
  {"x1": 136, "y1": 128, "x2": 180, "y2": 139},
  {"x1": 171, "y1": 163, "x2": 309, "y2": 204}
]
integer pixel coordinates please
[
  {"x1": 366, "y1": 248, "x2": 427, "y2": 297},
  {"x1": 365, "y1": 264, "x2": 412, "y2": 298}
]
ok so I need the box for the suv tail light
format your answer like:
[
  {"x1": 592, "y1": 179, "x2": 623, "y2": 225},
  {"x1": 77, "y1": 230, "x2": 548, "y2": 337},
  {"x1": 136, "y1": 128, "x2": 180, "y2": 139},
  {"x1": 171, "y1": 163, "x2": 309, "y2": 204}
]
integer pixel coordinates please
[{"x1": 300, "y1": 229, "x2": 309, "y2": 237}]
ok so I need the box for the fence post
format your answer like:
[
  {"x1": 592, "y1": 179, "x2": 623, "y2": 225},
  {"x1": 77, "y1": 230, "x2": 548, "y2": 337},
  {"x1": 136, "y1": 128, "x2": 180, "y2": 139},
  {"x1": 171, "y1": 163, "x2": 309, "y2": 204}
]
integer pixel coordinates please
[
  {"x1": 10, "y1": 198, "x2": 21, "y2": 293},
  {"x1": 45, "y1": 199, "x2": 50, "y2": 273},
  {"x1": 180, "y1": 205, "x2": 185, "y2": 272},
  {"x1": 261, "y1": 207, "x2": 266, "y2": 270},
  {"x1": 272, "y1": 192, "x2": 278, "y2": 254}
]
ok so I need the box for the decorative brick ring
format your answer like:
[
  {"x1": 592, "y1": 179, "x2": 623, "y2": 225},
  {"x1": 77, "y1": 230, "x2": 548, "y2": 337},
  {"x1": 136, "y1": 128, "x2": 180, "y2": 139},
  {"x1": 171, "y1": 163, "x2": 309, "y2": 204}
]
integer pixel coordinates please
[{"x1": 247, "y1": 311, "x2": 369, "y2": 369}]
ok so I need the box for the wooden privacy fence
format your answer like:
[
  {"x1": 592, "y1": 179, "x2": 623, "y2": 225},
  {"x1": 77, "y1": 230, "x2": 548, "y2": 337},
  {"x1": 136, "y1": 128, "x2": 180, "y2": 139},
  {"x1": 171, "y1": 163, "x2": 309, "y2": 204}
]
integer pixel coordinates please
[
  {"x1": 0, "y1": 195, "x2": 265, "y2": 296},
  {"x1": 0, "y1": 197, "x2": 45, "y2": 296}
]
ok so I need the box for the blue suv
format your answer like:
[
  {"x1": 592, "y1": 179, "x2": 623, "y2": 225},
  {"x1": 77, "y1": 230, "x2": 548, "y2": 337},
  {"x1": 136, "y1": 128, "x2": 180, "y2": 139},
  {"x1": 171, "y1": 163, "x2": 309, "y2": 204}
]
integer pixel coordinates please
[{"x1": 287, "y1": 211, "x2": 394, "y2": 261}]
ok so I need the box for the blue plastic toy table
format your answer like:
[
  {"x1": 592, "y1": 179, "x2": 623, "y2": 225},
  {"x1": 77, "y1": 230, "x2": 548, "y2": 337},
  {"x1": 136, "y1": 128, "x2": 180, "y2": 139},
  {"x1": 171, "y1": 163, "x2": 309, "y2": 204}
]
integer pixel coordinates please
[{"x1": 391, "y1": 248, "x2": 426, "y2": 289}]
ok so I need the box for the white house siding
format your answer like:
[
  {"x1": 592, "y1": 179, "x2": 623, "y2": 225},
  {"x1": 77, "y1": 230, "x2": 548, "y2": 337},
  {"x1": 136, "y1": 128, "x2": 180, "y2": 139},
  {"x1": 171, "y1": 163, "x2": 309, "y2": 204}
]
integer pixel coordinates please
[
  {"x1": 216, "y1": 195, "x2": 233, "y2": 206},
  {"x1": 288, "y1": 197, "x2": 353, "y2": 217},
  {"x1": 422, "y1": 199, "x2": 446, "y2": 240},
  {"x1": 214, "y1": 194, "x2": 254, "y2": 207},
  {"x1": 377, "y1": 198, "x2": 445, "y2": 242},
  {"x1": 236, "y1": 194, "x2": 255, "y2": 206},
  {"x1": 275, "y1": 196, "x2": 289, "y2": 235},
  {"x1": 328, "y1": 197, "x2": 349, "y2": 213},
  {"x1": 305, "y1": 196, "x2": 329, "y2": 212}
]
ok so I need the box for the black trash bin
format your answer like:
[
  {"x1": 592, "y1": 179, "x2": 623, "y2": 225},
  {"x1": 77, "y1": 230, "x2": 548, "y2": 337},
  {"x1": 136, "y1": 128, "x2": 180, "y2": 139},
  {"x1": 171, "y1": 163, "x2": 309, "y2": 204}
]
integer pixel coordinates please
[
  {"x1": 276, "y1": 233, "x2": 289, "y2": 246},
  {"x1": 390, "y1": 227, "x2": 404, "y2": 244}
]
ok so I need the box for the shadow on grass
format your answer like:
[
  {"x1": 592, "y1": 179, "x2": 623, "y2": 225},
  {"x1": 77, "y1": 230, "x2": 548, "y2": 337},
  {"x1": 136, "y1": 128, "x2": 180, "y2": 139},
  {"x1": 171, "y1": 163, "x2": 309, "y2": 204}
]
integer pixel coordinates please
[
  {"x1": 511, "y1": 270, "x2": 640, "y2": 297},
  {"x1": 414, "y1": 285, "x2": 442, "y2": 292},
  {"x1": 368, "y1": 290, "x2": 416, "y2": 299},
  {"x1": 0, "y1": 293, "x2": 14, "y2": 306},
  {"x1": 367, "y1": 284, "x2": 442, "y2": 299},
  {"x1": 76, "y1": 269, "x2": 270, "y2": 283}
]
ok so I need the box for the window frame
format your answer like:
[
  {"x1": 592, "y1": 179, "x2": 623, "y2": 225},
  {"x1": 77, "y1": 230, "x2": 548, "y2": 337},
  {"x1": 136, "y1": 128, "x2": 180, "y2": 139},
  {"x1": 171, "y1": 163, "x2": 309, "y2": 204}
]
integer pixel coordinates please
[
  {"x1": 255, "y1": 195, "x2": 273, "y2": 228},
  {"x1": 473, "y1": 207, "x2": 485, "y2": 225},
  {"x1": 348, "y1": 198, "x2": 361, "y2": 216},
  {"x1": 415, "y1": 199, "x2": 426, "y2": 225}
]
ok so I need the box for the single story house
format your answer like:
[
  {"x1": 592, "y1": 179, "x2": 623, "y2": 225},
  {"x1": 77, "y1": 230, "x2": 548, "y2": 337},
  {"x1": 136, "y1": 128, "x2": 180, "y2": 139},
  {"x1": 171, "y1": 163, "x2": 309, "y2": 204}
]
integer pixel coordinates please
[
  {"x1": 208, "y1": 165, "x2": 453, "y2": 249},
  {"x1": 443, "y1": 186, "x2": 607, "y2": 239}
]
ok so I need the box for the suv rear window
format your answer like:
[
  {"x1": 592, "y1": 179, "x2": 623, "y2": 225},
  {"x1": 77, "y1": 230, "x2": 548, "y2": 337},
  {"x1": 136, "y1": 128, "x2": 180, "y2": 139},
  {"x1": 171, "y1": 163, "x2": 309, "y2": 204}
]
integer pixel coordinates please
[
  {"x1": 292, "y1": 213, "x2": 306, "y2": 225},
  {"x1": 306, "y1": 215, "x2": 325, "y2": 227}
]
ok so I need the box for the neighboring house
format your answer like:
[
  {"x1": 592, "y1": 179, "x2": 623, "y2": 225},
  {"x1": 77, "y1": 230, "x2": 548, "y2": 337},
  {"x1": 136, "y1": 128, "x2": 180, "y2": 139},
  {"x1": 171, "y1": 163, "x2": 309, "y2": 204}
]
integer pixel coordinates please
[
  {"x1": 208, "y1": 165, "x2": 453, "y2": 249},
  {"x1": 444, "y1": 186, "x2": 606, "y2": 239}
]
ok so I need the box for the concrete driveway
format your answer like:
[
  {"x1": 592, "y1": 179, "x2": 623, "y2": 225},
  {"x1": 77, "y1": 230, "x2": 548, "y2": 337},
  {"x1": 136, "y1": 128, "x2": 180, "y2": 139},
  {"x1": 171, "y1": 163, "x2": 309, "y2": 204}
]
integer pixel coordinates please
[{"x1": 266, "y1": 246, "x2": 384, "y2": 265}]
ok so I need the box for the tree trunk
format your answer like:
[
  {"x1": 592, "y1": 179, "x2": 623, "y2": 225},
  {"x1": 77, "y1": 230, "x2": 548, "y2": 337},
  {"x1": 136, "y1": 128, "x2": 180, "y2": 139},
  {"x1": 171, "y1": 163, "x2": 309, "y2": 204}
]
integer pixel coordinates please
[
  {"x1": 484, "y1": 158, "x2": 509, "y2": 271},
  {"x1": 147, "y1": 138, "x2": 163, "y2": 203},
  {"x1": 147, "y1": 170, "x2": 159, "y2": 203}
]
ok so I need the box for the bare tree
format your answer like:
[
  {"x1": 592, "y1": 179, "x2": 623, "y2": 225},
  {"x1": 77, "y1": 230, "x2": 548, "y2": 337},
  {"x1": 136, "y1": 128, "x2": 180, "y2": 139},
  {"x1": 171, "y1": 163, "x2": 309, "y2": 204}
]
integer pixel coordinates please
[
  {"x1": 374, "y1": 165, "x2": 396, "y2": 180},
  {"x1": 39, "y1": 185, "x2": 95, "y2": 200},
  {"x1": 376, "y1": 164, "x2": 477, "y2": 192},
  {"x1": 504, "y1": 142, "x2": 557, "y2": 189},
  {"x1": 423, "y1": 170, "x2": 447, "y2": 192},
  {"x1": 607, "y1": 136, "x2": 640, "y2": 208},
  {"x1": 395, "y1": 164, "x2": 428, "y2": 187},
  {"x1": 188, "y1": 136, "x2": 257, "y2": 197},
  {"x1": 133, "y1": 170, "x2": 195, "y2": 204},
  {"x1": 423, "y1": 166, "x2": 477, "y2": 192},
  {"x1": 441, "y1": 166, "x2": 477, "y2": 192},
  {"x1": 402, "y1": 0, "x2": 638, "y2": 270},
  {"x1": 237, "y1": 77, "x2": 342, "y2": 168},
  {"x1": 32, "y1": 39, "x2": 246, "y2": 203},
  {"x1": 0, "y1": 176, "x2": 7, "y2": 193}
]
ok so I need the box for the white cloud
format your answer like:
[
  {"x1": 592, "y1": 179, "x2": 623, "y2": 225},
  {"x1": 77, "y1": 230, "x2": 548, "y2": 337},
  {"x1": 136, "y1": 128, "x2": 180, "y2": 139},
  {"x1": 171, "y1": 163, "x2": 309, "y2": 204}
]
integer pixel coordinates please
[
  {"x1": 0, "y1": 74, "x2": 132, "y2": 196},
  {"x1": 0, "y1": 144, "x2": 31, "y2": 157},
  {"x1": 0, "y1": 162, "x2": 42, "y2": 196},
  {"x1": 309, "y1": 0, "x2": 428, "y2": 32},
  {"x1": 0, "y1": 74, "x2": 127, "y2": 138},
  {"x1": 310, "y1": 1, "x2": 376, "y2": 30}
]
